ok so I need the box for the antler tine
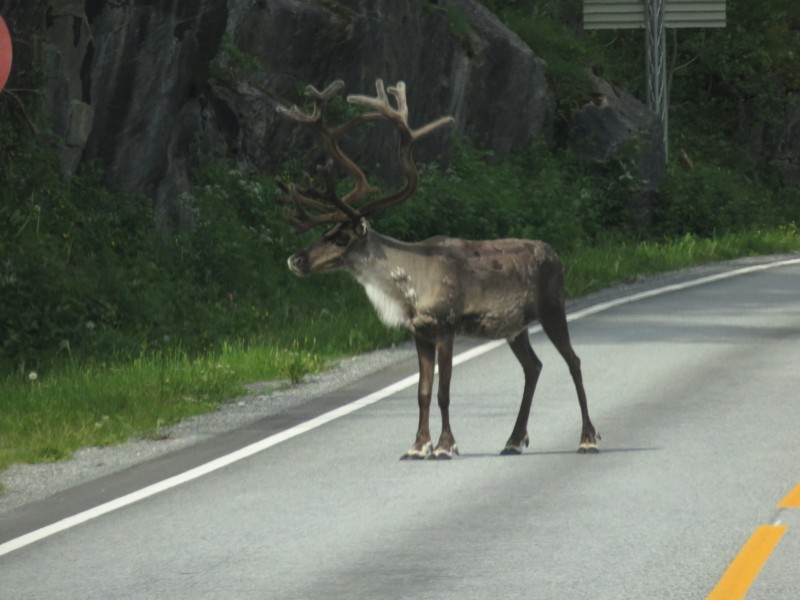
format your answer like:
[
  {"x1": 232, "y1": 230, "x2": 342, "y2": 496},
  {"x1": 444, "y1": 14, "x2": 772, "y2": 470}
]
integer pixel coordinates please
[
  {"x1": 346, "y1": 79, "x2": 392, "y2": 114},
  {"x1": 280, "y1": 183, "x2": 346, "y2": 234},
  {"x1": 387, "y1": 82, "x2": 409, "y2": 123},
  {"x1": 411, "y1": 115, "x2": 456, "y2": 139},
  {"x1": 314, "y1": 160, "x2": 362, "y2": 222},
  {"x1": 276, "y1": 179, "x2": 323, "y2": 234},
  {"x1": 347, "y1": 79, "x2": 455, "y2": 140},
  {"x1": 275, "y1": 159, "x2": 362, "y2": 233},
  {"x1": 276, "y1": 80, "x2": 346, "y2": 123},
  {"x1": 279, "y1": 180, "x2": 328, "y2": 213},
  {"x1": 343, "y1": 79, "x2": 455, "y2": 218},
  {"x1": 277, "y1": 80, "x2": 379, "y2": 224},
  {"x1": 307, "y1": 80, "x2": 346, "y2": 101},
  {"x1": 275, "y1": 175, "x2": 330, "y2": 212}
]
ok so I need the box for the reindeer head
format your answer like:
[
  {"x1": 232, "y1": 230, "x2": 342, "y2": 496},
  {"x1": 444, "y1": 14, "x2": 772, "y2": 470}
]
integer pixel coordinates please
[
  {"x1": 285, "y1": 216, "x2": 370, "y2": 276},
  {"x1": 276, "y1": 79, "x2": 454, "y2": 277}
]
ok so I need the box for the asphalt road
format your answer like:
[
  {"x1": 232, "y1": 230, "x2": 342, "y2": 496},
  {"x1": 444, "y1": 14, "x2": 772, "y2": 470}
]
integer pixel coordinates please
[{"x1": 2, "y1": 259, "x2": 800, "y2": 599}]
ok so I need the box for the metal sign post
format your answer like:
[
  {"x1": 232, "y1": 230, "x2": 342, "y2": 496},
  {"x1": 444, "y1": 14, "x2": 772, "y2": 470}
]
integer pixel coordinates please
[
  {"x1": 644, "y1": 0, "x2": 668, "y2": 159},
  {"x1": 583, "y1": 0, "x2": 726, "y2": 165}
]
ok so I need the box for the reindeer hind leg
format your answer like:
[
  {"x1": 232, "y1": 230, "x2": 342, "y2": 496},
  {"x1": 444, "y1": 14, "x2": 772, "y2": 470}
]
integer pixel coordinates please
[
  {"x1": 539, "y1": 302, "x2": 600, "y2": 453},
  {"x1": 501, "y1": 331, "x2": 542, "y2": 455}
]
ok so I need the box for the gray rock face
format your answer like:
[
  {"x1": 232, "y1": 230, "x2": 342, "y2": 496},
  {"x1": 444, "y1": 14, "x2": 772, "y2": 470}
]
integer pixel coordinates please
[
  {"x1": 572, "y1": 75, "x2": 665, "y2": 187},
  {"x1": 85, "y1": 0, "x2": 229, "y2": 227},
  {"x1": 571, "y1": 75, "x2": 666, "y2": 224},
  {"x1": 218, "y1": 0, "x2": 555, "y2": 183},
  {"x1": 4, "y1": 0, "x2": 555, "y2": 229}
]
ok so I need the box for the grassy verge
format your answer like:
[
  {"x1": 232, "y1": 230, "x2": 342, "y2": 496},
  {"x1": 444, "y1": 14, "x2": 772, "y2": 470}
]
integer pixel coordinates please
[
  {"x1": 2, "y1": 227, "x2": 798, "y2": 472},
  {"x1": 564, "y1": 226, "x2": 800, "y2": 297},
  {"x1": 0, "y1": 341, "x2": 323, "y2": 469}
]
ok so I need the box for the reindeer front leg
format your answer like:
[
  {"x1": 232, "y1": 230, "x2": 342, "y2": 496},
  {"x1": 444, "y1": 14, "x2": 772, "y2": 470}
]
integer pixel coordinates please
[
  {"x1": 432, "y1": 333, "x2": 459, "y2": 459},
  {"x1": 401, "y1": 336, "x2": 435, "y2": 460}
]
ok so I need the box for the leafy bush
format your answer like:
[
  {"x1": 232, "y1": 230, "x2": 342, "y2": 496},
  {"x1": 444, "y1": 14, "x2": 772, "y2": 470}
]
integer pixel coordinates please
[
  {"x1": 670, "y1": 0, "x2": 800, "y2": 136},
  {"x1": 653, "y1": 165, "x2": 769, "y2": 238},
  {"x1": 1, "y1": 130, "x2": 156, "y2": 370},
  {"x1": 373, "y1": 140, "x2": 621, "y2": 249},
  {"x1": 0, "y1": 127, "x2": 404, "y2": 374}
]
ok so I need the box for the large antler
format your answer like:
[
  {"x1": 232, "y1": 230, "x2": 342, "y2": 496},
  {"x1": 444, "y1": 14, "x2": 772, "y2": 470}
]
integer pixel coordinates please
[{"x1": 276, "y1": 79, "x2": 454, "y2": 232}]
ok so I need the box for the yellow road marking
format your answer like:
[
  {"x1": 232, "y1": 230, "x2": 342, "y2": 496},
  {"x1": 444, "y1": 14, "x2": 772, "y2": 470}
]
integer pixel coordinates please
[
  {"x1": 777, "y1": 483, "x2": 800, "y2": 508},
  {"x1": 707, "y1": 524, "x2": 787, "y2": 600}
]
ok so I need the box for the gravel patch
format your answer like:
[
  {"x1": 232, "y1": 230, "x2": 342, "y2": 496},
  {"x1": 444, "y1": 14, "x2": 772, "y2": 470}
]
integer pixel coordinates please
[{"x1": 2, "y1": 253, "x2": 796, "y2": 515}]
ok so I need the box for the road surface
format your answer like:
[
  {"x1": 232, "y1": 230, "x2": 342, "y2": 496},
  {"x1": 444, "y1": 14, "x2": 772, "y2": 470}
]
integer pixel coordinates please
[{"x1": 1, "y1": 258, "x2": 800, "y2": 599}]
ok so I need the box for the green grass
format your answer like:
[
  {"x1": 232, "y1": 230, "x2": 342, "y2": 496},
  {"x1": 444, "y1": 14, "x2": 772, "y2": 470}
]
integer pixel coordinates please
[
  {"x1": 563, "y1": 226, "x2": 800, "y2": 297},
  {"x1": 2, "y1": 226, "x2": 798, "y2": 472},
  {"x1": 0, "y1": 341, "x2": 322, "y2": 469}
]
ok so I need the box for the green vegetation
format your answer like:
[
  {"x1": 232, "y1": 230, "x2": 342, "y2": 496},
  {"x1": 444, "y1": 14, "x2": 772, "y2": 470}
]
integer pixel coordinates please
[
  {"x1": 1, "y1": 0, "x2": 799, "y2": 471},
  {"x1": 0, "y1": 342, "x2": 322, "y2": 468},
  {"x1": 564, "y1": 227, "x2": 800, "y2": 298}
]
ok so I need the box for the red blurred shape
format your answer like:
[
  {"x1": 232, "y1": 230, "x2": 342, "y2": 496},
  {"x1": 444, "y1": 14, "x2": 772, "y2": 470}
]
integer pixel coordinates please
[{"x1": 0, "y1": 16, "x2": 12, "y2": 93}]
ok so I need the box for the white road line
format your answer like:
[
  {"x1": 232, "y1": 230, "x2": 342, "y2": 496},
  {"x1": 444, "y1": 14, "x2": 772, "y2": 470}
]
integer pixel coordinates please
[{"x1": 2, "y1": 256, "x2": 799, "y2": 557}]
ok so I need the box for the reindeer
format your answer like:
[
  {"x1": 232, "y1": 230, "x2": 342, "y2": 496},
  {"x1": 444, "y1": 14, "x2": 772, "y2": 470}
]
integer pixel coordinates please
[{"x1": 277, "y1": 79, "x2": 599, "y2": 459}]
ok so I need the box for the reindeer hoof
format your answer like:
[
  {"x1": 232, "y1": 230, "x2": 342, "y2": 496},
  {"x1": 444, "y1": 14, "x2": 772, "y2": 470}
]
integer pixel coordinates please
[
  {"x1": 500, "y1": 447, "x2": 522, "y2": 456},
  {"x1": 400, "y1": 441, "x2": 433, "y2": 460},
  {"x1": 400, "y1": 453, "x2": 426, "y2": 460},
  {"x1": 431, "y1": 445, "x2": 459, "y2": 460},
  {"x1": 500, "y1": 434, "x2": 529, "y2": 455}
]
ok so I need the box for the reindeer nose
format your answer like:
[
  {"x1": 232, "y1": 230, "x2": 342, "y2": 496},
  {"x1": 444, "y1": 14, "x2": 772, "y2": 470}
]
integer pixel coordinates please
[{"x1": 288, "y1": 253, "x2": 308, "y2": 276}]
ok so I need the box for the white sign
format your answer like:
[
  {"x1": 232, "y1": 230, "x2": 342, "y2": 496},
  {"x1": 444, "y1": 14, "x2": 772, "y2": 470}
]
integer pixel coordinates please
[{"x1": 584, "y1": 0, "x2": 726, "y2": 30}]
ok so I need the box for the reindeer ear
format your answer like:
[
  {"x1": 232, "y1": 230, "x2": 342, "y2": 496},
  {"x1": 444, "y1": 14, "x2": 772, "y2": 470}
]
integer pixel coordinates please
[{"x1": 355, "y1": 218, "x2": 369, "y2": 237}]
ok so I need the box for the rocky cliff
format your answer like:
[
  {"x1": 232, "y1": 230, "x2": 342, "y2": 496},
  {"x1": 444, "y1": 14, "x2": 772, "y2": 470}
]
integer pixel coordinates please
[{"x1": 2, "y1": 0, "x2": 565, "y2": 229}]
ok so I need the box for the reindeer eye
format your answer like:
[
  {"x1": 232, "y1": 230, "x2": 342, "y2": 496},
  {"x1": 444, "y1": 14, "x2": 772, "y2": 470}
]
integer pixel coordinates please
[{"x1": 333, "y1": 232, "x2": 351, "y2": 247}]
